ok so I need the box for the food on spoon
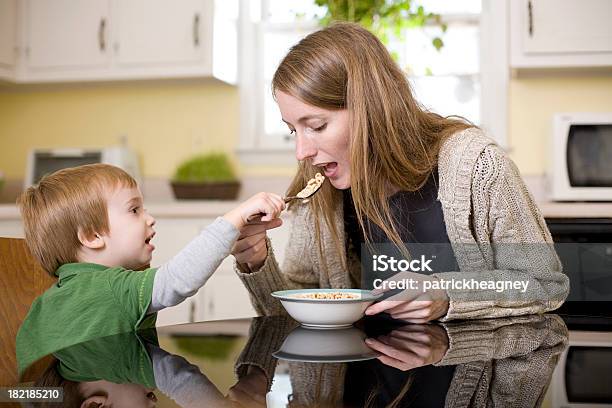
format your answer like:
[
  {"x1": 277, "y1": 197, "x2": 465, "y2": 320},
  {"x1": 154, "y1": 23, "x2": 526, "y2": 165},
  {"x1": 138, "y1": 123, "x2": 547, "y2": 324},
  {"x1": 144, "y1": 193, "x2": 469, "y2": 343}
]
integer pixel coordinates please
[
  {"x1": 292, "y1": 292, "x2": 360, "y2": 300},
  {"x1": 296, "y1": 173, "x2": 325, "y2": 198}
]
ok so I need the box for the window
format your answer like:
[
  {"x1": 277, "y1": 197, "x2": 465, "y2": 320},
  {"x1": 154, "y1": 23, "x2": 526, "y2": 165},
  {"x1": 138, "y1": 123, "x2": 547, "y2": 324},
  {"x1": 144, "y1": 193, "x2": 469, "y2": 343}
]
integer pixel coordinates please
[{"x1": 238, "y1": 0, "x2": 506, "y2": 162}]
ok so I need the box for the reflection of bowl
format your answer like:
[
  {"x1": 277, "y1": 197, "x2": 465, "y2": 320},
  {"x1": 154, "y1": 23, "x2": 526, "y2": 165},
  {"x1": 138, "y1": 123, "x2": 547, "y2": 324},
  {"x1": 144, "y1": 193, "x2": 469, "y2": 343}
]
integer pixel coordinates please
[
  {"x1": 273, "y1": 326, "x2": 379, "y2": 363},
  {"x1": 271, "y1": 289, "x2": 381, "y2": 329}
]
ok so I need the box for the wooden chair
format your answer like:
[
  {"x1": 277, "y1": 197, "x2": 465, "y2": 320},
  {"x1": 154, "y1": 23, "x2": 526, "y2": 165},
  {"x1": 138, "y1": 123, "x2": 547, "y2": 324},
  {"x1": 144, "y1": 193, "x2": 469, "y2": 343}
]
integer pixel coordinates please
[{"x1": 0, "y1": 237, "x2": 56, "y2": 388}]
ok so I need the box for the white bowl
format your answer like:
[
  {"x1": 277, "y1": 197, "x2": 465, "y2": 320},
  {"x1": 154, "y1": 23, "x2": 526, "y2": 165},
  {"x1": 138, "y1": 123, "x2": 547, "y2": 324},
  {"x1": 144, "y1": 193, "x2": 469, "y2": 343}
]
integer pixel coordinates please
[
  {"x1": 271, "y1": 289, "x2": 382, "y2": 329},
  {"x1": 273, "y1": 326, "x2": 379, "y2": 363}
]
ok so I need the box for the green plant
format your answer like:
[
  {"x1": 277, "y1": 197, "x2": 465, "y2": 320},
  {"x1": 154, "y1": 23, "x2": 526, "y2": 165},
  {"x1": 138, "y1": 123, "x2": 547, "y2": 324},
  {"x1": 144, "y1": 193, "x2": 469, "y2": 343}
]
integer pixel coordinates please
[
  {"x1": 173, "y1": 153, "x2": 236, "y2": 183},
  {"x1": 312, "y1": 0, "x2": 446, "y2": 54}
]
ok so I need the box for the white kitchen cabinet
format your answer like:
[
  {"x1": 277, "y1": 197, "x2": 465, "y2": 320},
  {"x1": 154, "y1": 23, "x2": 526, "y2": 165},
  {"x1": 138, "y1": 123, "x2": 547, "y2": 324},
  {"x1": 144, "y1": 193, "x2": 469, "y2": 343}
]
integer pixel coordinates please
[
  {"x1": 197, "y1": 270, "x2": 255, "y2": 321},
  {"x1": 510, "y1": 0, "x2": 612, "y2": 68},
  {"x1": 0, "y1": 220, "x2": 24, "y2": 238},
  {"x1": 0, "y1": 0, "x2": 17, "y2": 79},
  {"x1": 25, "y1": 0, "x2": 111, "y2": 70},
  {"x1": 150, "y1": 217, "x2": 205, "y2": 327},
  {"x1": 114, "y1": 0, "x2": 209, "y2": 68},
  {"x1": 13, "y1": 0, "x2": 237, "y2": 84}
]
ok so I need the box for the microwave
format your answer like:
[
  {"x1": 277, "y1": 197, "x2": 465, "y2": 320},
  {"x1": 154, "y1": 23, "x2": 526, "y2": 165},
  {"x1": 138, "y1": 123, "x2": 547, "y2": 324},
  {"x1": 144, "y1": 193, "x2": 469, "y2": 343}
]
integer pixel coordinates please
[
  {"x1": 25, "y1": 146, "x2": 142, "y2": 188},
  {"x1": 548, "y1": 113, "x2": 612, "y2": 201},
  {"x1": 550, "y1": 329, "x2": 612, "y2": 407}
]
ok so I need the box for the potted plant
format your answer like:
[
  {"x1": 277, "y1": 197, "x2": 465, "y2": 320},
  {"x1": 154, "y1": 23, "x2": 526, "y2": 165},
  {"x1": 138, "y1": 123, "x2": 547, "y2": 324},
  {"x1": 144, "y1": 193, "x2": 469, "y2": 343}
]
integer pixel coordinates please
[{"x1": 171, "y1": 153, "x2": 241, "y2": 200}]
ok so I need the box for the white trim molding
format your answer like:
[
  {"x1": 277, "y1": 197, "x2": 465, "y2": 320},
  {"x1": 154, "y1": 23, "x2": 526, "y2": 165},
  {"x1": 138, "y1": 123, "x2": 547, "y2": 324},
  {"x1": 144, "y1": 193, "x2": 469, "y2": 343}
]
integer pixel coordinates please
[{"x1": 479, "y1": 0, "x2": 509, "y2": 149}]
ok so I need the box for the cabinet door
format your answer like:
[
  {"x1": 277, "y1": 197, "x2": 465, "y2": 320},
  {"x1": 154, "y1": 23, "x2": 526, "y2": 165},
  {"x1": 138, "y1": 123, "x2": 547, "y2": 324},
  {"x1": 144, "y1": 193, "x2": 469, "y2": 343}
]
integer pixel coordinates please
[
  {"x1": 198, "y1": 271, "x2": 256, "y2": 321},
  {"x1": 25, "y1": 0, "x2": 111, "y2": 69},
  {"x1": 114, "y1": 0, "x2": 208, "y2": 67},
  {"x1": 0, "y1": 220, "x2": 24, "y2": 238},
  {"x1": 521, "y1": 0, "x2": 612, "y2": 55},
  {"x1": 151, "y1": 218, "x2": 202, "y2": 327},
  {"x1": 0, "y1": 0, "x2": 17, "y2": 69}
]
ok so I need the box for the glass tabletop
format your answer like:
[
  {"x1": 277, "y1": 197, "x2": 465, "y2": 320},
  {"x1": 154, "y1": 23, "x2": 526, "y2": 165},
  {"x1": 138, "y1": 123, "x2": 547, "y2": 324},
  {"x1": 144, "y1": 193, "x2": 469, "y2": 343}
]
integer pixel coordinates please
[{"x1": 15, "y1": 312, "x2": 612, "y2": 407}]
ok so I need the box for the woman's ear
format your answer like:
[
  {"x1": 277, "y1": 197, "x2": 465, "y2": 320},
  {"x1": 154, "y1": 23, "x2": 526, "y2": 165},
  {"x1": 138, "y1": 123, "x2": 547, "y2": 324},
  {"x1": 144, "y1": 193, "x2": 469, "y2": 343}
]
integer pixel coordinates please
[
  {"x1": 80, "y1": 395, "x2": 107, "y2": 408},
  {"x1": 77, "y1": 229, "x2": 105, "y2": 250}
]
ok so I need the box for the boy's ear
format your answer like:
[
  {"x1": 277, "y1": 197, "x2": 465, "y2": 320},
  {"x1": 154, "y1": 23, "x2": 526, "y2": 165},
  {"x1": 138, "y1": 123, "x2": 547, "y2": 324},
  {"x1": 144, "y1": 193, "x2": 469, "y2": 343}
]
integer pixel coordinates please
[
  {"x1": 77, "y1": 229, "x2": 105, "y2": 250},
  {"x1": 80, "y1": 396, "x2": 107, "y2": 408}
]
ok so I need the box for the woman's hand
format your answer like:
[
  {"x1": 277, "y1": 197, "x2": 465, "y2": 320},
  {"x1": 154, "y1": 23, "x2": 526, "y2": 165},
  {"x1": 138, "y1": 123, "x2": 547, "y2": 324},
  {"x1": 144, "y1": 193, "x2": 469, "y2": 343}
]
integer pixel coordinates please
[
  {"x1": 227, "y1": 366, "x2": 268, "y2": 407},
  {"x1": 365, "y1": 324, "x2": 449, "y2": 371},
  {"x1": 231, "y1": 217, "x2": 282, "y2": 272},
  {"x1": 365, "y1": 272, "x2": 449, "y2": 323}
]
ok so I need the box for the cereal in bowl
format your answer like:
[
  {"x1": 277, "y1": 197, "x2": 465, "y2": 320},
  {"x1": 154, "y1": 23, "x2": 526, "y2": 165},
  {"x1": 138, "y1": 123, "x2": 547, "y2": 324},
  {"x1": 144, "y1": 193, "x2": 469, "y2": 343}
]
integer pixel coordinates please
[{"x1": 293, "y1": 292, "x2": 360, "y2": 300}]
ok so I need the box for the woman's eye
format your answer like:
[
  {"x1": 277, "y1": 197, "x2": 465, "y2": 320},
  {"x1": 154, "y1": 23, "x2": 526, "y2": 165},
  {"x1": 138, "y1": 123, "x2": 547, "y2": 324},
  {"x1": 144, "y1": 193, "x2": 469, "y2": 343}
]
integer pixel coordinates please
[
  {"x1": 314, "y1": 124, "x2": 327, "y2": 132},
  {"x1": 289, "y1": 129, "x2": 296, "y2": 135},
  {"x1": 131, "y1": 207, "x2": 139, "y2": 214}
]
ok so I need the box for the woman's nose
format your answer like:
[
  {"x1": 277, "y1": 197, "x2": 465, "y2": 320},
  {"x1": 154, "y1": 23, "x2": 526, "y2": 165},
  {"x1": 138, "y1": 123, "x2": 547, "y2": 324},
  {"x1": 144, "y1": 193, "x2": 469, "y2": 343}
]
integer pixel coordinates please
[{"x1": 295, "y1": 133, "x2": 317, "y2": 161}]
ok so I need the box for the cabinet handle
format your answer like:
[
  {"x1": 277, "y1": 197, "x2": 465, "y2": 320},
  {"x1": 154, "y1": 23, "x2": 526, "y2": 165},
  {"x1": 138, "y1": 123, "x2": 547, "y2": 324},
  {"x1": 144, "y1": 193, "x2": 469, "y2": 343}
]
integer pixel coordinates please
[
  {"x1": 98, "y1": 18, "x2": 106, "y2": 51},
  {"x1": 193, "y1": 13, "x2": 200, "y2": 47},
  {"x1": 189, "y1": 301, "x2": 196, "y2": 323},
  {"x1": 527, "y1": 0, "x2": 533, "y2": 37}
]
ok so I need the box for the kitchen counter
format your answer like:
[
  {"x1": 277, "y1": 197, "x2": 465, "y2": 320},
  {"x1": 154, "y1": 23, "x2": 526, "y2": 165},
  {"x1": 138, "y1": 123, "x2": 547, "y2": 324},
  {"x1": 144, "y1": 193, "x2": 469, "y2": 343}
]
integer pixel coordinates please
[
  {"x1": 1, "y1": 175, "x2": 611, "y2": 220},
  {"x1": 2, "y1": 200, "x2": 611, "y2": 220}
]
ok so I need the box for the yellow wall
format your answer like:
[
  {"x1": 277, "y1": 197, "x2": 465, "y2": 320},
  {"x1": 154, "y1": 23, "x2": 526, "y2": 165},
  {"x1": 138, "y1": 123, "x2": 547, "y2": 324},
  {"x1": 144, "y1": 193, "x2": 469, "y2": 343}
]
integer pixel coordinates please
[
  {"x1": 2, "y1": 74, "x2": 611, "y2": 180},
  {"x1": 0, "y1": 80, "x2": 241, "y2": 179},
  {"x1": 509, "y1": 74, "x2": 612, "y2": 175}
]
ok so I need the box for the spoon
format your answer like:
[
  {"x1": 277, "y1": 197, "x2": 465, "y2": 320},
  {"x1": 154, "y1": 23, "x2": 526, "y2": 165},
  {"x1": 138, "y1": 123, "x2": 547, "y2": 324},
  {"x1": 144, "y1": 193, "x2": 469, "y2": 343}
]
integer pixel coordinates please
[{"x1": 247, "y1": 174, "x2": 325, "y2": 221}]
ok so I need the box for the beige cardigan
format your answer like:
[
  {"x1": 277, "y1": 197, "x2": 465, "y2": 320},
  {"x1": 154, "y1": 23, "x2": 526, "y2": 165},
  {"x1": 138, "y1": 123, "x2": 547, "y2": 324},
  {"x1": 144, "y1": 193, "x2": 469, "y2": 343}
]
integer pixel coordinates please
[{"x1": 235, "y1": 128, "x2": 570, "y2": 321}]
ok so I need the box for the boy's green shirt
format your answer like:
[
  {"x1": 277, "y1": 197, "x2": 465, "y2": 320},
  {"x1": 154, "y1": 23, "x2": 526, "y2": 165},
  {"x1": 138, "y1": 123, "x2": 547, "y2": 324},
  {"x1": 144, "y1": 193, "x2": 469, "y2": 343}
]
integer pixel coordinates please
[
  {"x1": 16, "y1": 263, "x2": 157, "y2": 375},
  {"x1": 55, "y1": 329, "x2": 158, "y2": 389}
]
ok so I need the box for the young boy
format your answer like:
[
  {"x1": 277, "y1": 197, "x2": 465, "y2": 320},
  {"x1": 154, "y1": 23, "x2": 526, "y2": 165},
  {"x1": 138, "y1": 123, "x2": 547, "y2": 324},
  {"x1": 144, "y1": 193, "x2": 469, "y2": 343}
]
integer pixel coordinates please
[{"x1": 16, "y1": 163, "x2": 285, "y2": 375}]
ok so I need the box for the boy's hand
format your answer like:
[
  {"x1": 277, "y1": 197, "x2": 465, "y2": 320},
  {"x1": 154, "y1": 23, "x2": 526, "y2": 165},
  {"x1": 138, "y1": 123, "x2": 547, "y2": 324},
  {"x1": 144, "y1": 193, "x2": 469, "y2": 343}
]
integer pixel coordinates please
[{"x1": 223, "y1": 192, "x2": 285, "y2": 230}]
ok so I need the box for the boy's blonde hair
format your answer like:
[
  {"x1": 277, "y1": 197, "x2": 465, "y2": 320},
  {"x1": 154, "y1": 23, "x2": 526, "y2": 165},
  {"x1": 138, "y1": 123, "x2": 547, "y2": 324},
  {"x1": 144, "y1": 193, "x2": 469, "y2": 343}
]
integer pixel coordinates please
[{"x1": 18, "y1": 164, "x2": 137, "y2": 275}]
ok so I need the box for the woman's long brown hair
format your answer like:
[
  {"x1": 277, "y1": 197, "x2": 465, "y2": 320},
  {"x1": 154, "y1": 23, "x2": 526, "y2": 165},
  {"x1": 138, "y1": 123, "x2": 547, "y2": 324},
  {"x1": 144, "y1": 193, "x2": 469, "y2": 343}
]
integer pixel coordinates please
[{"x1": 273, "y1": 22, "x2": 473, "y2": 267}]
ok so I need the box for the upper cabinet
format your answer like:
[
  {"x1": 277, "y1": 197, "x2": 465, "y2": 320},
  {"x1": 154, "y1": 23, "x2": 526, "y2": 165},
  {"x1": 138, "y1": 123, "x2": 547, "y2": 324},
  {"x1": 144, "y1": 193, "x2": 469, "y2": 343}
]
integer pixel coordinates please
[
  {"x1": 0, "y1": 0, "x2": 17, "y2": 79},
  {"x1": 114, "y1": 0, "x2": 208, "y2": 67},
  {"x1": 510, "y1": 0, "x2": 612, "y2": 69},
  {"x1": 9, "y1": 0, "x2": 237, "y2": 84},
  {"x1": 26, "y1": 0, "x2": 111, "y2": 70}
]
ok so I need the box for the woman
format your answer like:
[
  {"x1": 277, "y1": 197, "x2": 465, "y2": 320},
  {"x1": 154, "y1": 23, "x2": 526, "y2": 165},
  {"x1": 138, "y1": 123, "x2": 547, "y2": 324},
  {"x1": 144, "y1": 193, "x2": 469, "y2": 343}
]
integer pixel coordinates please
[{"x1": 231, "y1": 22, "x2": 569, "y2": 323}]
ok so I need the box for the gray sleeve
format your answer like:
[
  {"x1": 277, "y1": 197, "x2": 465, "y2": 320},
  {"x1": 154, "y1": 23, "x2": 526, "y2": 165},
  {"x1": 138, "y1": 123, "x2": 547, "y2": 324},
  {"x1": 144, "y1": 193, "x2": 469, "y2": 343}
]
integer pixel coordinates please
[
  {"x1": 146, "y1": 343, "x2": 230, "y2": 408},
  {"x1": 148, "y1": 217, "x2": 240, "y2": 313}
]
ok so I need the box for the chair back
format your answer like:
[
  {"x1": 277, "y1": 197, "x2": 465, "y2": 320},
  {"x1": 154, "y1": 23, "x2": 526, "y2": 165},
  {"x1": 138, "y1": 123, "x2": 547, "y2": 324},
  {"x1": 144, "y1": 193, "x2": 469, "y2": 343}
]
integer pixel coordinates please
[{"x1": 0, "y1": 237, "x2": 56, "y2": 388}]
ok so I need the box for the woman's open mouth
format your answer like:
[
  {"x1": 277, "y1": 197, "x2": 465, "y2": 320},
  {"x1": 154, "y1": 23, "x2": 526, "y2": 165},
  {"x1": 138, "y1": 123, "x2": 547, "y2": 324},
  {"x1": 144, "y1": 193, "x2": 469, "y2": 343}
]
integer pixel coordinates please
[{"x1": 322, "y1": 162, "x2": 338, "y2": 178}]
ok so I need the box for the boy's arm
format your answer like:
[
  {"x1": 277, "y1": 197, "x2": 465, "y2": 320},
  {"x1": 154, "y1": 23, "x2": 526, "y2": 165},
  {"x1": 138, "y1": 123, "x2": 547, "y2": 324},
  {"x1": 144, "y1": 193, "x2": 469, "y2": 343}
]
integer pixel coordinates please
[
  {"x1": 147, "y1": 217, "x2": 239, "y2": 313},
  {"x1": 145, "y1": 343, "x2": 231, "y2": 407}
]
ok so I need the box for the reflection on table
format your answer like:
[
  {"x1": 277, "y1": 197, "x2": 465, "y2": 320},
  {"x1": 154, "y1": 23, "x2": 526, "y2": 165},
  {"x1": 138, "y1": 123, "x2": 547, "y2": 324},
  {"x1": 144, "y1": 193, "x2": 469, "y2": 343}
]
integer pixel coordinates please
[{"x1": 17, "y1": 313, "x2": 587, "y2": 407}]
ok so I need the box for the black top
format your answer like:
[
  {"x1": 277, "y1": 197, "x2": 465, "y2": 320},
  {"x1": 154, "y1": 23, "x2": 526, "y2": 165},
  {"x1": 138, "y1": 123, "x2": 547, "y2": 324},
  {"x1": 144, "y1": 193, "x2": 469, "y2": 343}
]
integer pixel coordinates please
[
  {"x1": 343, "y1": 170, "x2": 459, "y2": 274},
  {"x1": 344, "y1": 359, "x2": 456, "y2": 407},
  {"x1": 343, "y1": 171, "x2": 449, "y2": 247}
]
